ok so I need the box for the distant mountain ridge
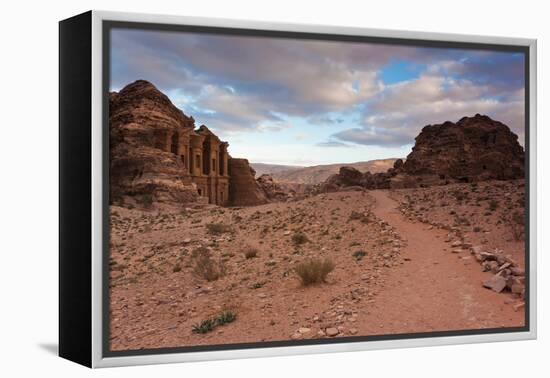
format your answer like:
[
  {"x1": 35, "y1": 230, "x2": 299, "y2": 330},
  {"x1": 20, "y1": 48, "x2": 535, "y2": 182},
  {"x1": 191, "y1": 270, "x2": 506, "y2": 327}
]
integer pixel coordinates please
[
  {"x1": 251, "y1": 163, "x2": 305, "y2": 176},
  {"x1": 251, "y1": 159, "x2": 399, "y2": 185}
]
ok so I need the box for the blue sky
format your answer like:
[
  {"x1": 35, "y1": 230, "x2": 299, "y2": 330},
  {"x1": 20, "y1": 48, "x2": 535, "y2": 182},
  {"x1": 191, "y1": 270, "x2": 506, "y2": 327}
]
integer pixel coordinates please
[{"x1": 110, "y1": 29, "x2": 525, "y2": 166}]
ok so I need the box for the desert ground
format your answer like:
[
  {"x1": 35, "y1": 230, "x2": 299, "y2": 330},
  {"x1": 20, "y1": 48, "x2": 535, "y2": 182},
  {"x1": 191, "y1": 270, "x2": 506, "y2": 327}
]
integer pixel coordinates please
[{"x1": 109, "y1": 181, "x2": 525, "y2": 351}]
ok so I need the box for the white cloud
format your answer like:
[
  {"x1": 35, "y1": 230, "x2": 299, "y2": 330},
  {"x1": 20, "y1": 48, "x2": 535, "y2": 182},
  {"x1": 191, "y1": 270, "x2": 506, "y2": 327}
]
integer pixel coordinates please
[
  {"x1": 332, "y1": 73, "x2": 525, "y2": 146},
  {"x1": 111, "y1": 29, "x2": 525, "y2": 149}
]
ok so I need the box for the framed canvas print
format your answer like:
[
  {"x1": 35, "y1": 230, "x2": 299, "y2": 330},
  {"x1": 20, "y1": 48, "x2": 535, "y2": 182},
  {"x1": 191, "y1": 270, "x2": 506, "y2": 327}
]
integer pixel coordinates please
[{"x1": 59, "y1": 10, "x2": 537, "y2": 368}]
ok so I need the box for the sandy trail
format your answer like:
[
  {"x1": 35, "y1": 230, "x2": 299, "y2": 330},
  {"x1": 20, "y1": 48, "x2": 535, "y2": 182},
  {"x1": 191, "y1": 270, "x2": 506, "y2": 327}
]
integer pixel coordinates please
[
  {"x1": 109, "y1": 190, "x2": 524, "y2": 350},
  {"x1": 356, "y1": 190, "x2": 524, "y2": 334}
]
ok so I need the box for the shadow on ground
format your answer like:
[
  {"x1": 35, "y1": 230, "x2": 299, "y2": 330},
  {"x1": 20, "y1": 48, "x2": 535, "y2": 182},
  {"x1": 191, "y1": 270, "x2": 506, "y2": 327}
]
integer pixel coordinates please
[{"x1": 38, "y1": 343, "x2": 58, "y2": 356}]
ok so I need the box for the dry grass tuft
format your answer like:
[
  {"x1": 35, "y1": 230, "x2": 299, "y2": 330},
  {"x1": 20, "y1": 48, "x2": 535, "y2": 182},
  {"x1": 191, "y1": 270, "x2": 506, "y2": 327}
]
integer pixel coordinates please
[
  {"x1": 295, "y1": 258, "x2": 335, "y2": 286},
  {"x1": 291, "y1": 231, "x2": 309, "y2": 246},
  {"x1": 206, "y1": 223, "x2": 231, "y2": 235},
  {"x1": 243, "y1": 246, "x2": 259, "y2": 259},
  {"x1": 141, "y1": 194, "x2": 153, "y2": 208},
  {"x1": 192, "y1": 248, "x2": 226, "y2": 281},
  {"x1": 509, "y1": 210, "x2": 525, "y2": 241}
]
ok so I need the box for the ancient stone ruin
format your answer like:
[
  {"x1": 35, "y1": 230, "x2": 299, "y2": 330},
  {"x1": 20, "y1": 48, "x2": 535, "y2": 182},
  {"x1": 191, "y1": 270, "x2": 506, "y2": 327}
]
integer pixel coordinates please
[{"x1": 109, "y1": 80, "x2": 265, "y2": 208}]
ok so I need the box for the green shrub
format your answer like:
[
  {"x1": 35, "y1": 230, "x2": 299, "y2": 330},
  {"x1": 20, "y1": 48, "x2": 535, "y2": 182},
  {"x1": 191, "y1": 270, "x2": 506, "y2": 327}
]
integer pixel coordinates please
[
  {"x1": 216, "y1": 310, "x2": 236, "y2": 325},
  {"x1": 192, "y1": 318, "x2": 215, "y2": 334},
  {"x1": 352, "y1": 250, "x2": 367, "y2": 260},
  {"x1": 192, "y1": 310, "x2": 237, "y2": 334}
]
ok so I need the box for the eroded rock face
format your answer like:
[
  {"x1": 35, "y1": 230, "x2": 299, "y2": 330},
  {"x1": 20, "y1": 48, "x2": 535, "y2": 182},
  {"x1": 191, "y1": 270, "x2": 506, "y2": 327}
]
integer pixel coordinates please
[
  {"x1": 317, "y1": 114, "x2": 524, "y2": 193},
  {"x1": 320, "y1": 166, "x2": 392, "y2": 192},
  {"x1": 402, "y1": 114, "x2": 525, "y2": 182},
  {"x1": 393, "y1": 159, "x2": 404, "y2": 170},
  {"x1": 257, "y1": 174, "x2": 293, "y2": 201},
  {"x1": 228, "y1": 159, "x2": 268, "y2": 206},
  {"x1": 333, "y1": 166, "x2": 363, "y2": 186},
  {"x1": 109, "y1": 80, "x2": 199, "y2": 206}
]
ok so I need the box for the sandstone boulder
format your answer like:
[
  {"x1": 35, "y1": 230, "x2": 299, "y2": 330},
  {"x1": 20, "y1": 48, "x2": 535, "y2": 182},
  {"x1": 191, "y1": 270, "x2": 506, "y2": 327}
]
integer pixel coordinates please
[
  {"x1": 393, "y1": 158, "x2": 404, "y2": 170},
  {"x1": 336, "y1": 166, "x2": 364, "y2": 186},
  {"x1": 319, "y1": 166, "x2": 391, "y2": 192},
  {"x1": 482, "y1": 274, "x2": 507, "y2": 293},
  {"x1": 402, "y1": 114, "x2": 524, "y2": 182}
]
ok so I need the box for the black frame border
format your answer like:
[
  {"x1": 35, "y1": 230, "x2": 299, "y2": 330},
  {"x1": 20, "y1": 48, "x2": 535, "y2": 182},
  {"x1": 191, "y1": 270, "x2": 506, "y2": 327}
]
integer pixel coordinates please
[
  {"x1": 101, "y1": 19, "x2": 531, "y2": 359},
  {"x1": 59, "y1": 11, "x2": 93, "y2": 367}
]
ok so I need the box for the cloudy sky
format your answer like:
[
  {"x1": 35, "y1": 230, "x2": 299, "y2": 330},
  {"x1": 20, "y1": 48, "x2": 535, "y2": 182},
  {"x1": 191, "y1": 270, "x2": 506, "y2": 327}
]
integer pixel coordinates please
[{"x1": 110, "y1": 28, "x2": 525, "y2": 166}]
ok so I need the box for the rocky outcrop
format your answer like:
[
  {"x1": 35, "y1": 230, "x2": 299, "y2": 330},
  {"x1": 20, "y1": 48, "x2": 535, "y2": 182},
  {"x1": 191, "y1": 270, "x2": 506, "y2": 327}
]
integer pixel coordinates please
[
  {"x1": 317, "y1": 114, "x2": 524, "y2": 193},
  {"x1": 228, "y1": 159, "x2": 268, "y2": 206},
  {"x1": 319, "y1": 166, "x2": 394, "y2": 192},
  {"x1": 257, "y1": 174, "x2": 293, "y2": 201},
  {"x1": 109, "y1": 80, "x2": 199, "y2": 207},
  {"x1": 402, "y1": 114, "x2": 524, "y2": 182},
  {"x1": 393, "y1": 159, "x2": 404, "y2": 170}
]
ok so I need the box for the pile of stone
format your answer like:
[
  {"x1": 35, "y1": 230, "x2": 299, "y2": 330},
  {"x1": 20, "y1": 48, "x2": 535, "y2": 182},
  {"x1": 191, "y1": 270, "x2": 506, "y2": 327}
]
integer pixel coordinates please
[{"x1": 471, "y1": 246, "x2": 525, "y2": 298}]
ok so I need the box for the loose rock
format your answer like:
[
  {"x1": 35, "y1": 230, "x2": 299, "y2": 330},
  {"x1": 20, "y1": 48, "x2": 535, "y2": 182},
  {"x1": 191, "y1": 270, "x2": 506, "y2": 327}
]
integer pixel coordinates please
[{"x1": 483, "y1": 275, "x2": 507, "y2": 293}]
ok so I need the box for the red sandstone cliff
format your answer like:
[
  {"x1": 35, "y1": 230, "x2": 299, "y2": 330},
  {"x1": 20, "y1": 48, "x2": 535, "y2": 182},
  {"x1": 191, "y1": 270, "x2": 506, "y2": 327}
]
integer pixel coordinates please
[
  {"x1": 228, "y1": 159, "x2": 268, "y2": 206},
  {"x1": 110, "y1": 80, "x2": 199, "y2": 207},
  {"x1": 402, "y1": 114, "x2": 525, "y2": 181},
  {"x1": 318, "y1": 114, "x2": 524, "y2": 192}
]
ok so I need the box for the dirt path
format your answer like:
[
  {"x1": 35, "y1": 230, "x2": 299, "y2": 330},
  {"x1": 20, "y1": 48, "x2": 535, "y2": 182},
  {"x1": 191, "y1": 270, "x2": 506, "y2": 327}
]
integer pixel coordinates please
[
  {"x1": 110, "y1": 190, "x2": 525, "y2": 350},
  {"x1": 356, "y1": 190, "x2": 524, "y2": 334}
]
